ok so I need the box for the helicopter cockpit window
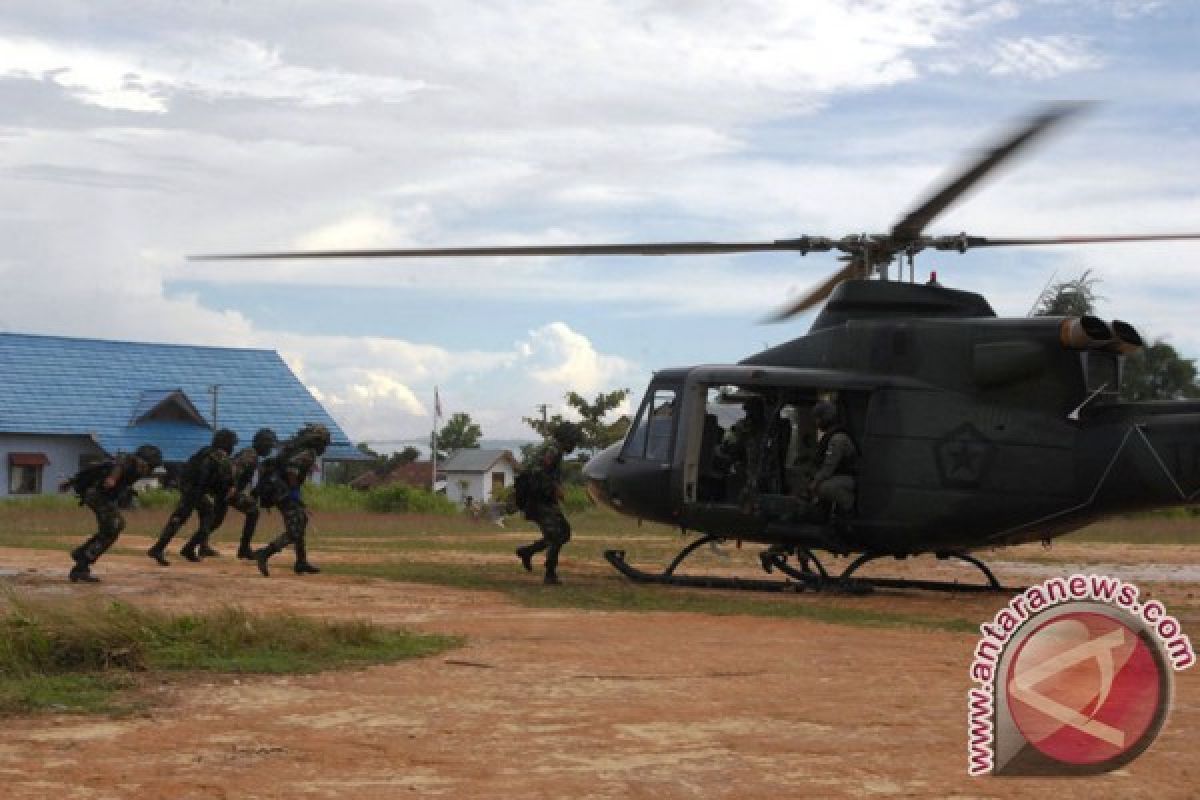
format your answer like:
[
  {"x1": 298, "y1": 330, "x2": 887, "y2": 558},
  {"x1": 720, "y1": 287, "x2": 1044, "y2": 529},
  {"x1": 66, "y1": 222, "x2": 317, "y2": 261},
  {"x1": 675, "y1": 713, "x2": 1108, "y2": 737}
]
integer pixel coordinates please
[{"x1": 623, "y1": 388, "x2": 678, "y2": 463}]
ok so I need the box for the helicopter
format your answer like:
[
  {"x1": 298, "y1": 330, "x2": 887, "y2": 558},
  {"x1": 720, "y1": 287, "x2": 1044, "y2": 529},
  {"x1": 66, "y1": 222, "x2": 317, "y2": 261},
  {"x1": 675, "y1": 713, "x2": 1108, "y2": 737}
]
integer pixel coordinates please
[{"x1": 196, "y1": 104, "x2": 1200, "y2": 593}]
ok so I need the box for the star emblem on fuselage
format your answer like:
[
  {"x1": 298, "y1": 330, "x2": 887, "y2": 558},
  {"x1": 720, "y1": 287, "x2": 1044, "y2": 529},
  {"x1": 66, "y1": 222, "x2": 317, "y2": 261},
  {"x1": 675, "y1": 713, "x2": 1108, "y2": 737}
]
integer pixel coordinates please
[{"x1": 935, "y1": 423, "x2": 996, "y2": 488}]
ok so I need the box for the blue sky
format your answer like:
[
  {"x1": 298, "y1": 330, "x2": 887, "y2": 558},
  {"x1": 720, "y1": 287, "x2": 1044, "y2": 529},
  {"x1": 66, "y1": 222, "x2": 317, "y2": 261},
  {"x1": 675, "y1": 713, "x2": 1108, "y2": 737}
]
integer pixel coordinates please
[{"x1": 0, "y1": 1, "x2": 1197, "y2": 446}]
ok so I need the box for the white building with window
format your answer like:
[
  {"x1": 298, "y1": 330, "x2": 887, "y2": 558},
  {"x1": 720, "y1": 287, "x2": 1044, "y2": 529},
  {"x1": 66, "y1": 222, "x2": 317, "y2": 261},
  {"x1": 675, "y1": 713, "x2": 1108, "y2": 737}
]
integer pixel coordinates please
[{"x1": 440, "y1": 449, "x2": 519, "y2": 507}]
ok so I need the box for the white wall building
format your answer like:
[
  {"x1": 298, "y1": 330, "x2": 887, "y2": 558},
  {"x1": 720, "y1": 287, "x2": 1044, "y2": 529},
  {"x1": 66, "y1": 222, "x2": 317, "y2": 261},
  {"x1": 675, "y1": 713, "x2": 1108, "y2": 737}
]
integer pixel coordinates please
[{"x1": 440, "y1": 449, "x2": 519, "y2": 507}]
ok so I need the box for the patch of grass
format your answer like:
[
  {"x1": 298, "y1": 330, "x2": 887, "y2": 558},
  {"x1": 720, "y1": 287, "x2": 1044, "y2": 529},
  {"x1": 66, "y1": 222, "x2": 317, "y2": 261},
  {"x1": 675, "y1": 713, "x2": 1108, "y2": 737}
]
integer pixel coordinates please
[
  {"x1": 0, "y1": 673, "x2": 139, "y2": 715},
  {"x1": 326, "y1": 560, "x2": 978, "y2": 634},
  {"x1": 0, "y1": 592, "x2": 460, "y2": 715}
]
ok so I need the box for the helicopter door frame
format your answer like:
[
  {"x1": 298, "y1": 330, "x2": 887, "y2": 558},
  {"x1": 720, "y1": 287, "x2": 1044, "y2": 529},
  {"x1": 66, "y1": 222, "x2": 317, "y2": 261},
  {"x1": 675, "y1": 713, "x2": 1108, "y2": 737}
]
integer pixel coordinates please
[{"x1": 678, "y1": 366, "x2": 885, "y2": 510}]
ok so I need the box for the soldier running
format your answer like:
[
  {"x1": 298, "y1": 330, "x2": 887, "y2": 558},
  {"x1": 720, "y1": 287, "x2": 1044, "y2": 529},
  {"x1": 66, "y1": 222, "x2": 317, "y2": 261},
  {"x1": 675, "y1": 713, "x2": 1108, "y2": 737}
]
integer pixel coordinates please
[
  {"x1": 147, "y1": 429, "x2": 237, "y2": 566},
  {"x1": 514, "y1": 421, "x2": 582, "y2": 585},
  {"x1": 195, "y1": 427, "x2": 277, "y2": 560},
  {"x1": 252, "y1": 423, "x2": 329, "y2": 577},
  {"x1": 64, "y1": 444, "x2": 162, "y2": 583}
]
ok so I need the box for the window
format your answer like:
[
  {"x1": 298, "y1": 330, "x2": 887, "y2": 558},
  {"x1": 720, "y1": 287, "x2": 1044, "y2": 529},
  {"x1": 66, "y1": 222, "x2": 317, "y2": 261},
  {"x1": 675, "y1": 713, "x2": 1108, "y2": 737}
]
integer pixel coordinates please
[
  {"x1": 8, "y1": 453, "x2": 48, "y2": 495},
  {"x1": 491, "y1": 471, "x2": 506, "y2": 489},
  {"x1": 623, "y1": 388, "x2": 678, "y2": 463}
]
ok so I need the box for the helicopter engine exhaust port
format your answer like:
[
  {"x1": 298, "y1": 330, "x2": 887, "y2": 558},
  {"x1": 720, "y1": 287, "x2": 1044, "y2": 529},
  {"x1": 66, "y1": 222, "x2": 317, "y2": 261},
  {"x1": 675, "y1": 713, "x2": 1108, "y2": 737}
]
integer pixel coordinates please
[
  {"x1": 1060, "y1": 316, "x2": 1115, "y2": 350},
  {"x1": 1109, "y1": 320, "x2": 1146, "y2": 355}
]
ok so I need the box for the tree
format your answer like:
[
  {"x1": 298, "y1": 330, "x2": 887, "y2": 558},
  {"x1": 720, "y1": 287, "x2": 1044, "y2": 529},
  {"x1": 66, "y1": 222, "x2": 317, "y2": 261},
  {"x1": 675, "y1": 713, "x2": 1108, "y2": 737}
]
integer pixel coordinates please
[
  {"x1": 324, "y1": 442, "x2": 380, "y2": 484},
  {"x1": 436, "y1": 412, "x2": 482, "y2": 456},
  {"x1": 393, "y1": 446, "x2": 421, "y2": 465},
  {"x1": 1032, "y1": 270, "x2": 1101, "y2": 317},
  {"x1": 523, "y1": 387, "x2": 632, "y2": 457},
  {"x1": 1122, "y1": 341, "x2": 1200, "y2": 401},
  {"x1": 565, "y1": 389, "x2": 631, "y2": 454}
]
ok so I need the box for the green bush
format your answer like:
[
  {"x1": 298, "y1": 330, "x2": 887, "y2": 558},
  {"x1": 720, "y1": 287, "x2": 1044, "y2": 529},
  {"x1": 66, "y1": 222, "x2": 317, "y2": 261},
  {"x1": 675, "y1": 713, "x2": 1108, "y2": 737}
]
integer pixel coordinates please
[
  {"x1": 562, "y1": 484, "x2": 593, "y2": 514},
  {"x1": 0, "y1": 493, "x2": 78, "y2": 510},
  {"x1": 365, "y1": 484, "x2": 457, "y2": 514},
  {"x1": 135, "y1": 488, "x2": 179, "y2": 510},
  {"x1": 302, "y1": 483, "x2": 366, "y2": 512}
]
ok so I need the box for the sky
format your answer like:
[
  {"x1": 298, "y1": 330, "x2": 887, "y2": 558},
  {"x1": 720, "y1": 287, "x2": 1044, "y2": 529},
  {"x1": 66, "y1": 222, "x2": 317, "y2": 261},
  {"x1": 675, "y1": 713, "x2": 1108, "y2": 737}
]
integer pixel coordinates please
[{"x1": 0, "y1": 1, "x2": 1197, "y2": 449}]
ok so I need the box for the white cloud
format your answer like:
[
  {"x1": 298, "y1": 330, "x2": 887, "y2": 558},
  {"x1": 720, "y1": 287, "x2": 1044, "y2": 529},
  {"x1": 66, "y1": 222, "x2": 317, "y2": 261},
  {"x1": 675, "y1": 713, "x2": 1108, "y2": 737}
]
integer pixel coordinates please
[
  {"x1": 521, "y1": 322, "x2": 638, "y2": 394},
  {"x1": 0, "y1": 34, "x2": 425, "y2": 113},
  {"x1": 988, "y1": 35, "x2": 1103, "y2": 79}
]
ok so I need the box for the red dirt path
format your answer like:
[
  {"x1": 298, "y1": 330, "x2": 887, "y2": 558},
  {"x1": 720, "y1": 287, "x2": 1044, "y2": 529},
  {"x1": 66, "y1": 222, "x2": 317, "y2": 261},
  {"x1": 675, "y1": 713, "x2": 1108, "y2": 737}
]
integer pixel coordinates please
[{"x1": 1, "y1": 544, "x2": 1197, "y2": 799}]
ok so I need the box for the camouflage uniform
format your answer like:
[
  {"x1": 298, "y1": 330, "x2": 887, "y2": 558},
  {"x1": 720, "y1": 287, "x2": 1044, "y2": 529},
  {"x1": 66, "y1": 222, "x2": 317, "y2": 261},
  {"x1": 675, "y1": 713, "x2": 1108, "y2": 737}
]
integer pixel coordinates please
[
  {"x1": 714, "y1": 408, "x2": 764, "y2": 505},
  {"x1": 68, "y1": 447, "x2": 159, "y2": 582},
  {"x1": 148, "y1": 442, "x2": 233, "y2": 565},
  {"x1": 811, "y1": 427, "x2": 858, "y2": 514},
  {"x1": 515, "y1": 433, "x2": 576, "y2": 585},
  {"x1": 206, "y1": 446, "x2": 264, "y2": 559},
  {"x1": 254, "y1": 424, "x2": 328, "y2": 576}
]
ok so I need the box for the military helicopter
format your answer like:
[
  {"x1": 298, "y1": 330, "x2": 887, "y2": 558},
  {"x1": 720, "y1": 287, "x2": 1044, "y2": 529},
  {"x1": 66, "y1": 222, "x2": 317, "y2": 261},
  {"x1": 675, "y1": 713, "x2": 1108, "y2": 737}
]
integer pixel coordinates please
[{"x1": 196, "y1": 104, "x2": 1200, "y2": 593}]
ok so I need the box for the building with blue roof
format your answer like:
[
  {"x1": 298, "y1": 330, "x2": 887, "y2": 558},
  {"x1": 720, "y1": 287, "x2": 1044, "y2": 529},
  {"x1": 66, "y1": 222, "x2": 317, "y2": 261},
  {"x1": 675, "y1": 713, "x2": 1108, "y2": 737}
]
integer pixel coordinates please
[{"x1": 0, "y1": 332, "x2": 360, "y2": 497}]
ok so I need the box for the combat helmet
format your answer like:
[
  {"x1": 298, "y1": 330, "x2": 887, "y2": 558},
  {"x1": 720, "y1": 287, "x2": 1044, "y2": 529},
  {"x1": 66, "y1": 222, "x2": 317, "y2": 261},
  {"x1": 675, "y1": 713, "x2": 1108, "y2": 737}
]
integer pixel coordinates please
[
  {"x1": 551, "y1": 421, "x2": 582, "y2": 452},
  {"x1": 811, "y1": 401, "x2": 838, "y2": 429},
  {"x1": 251, "y1": 428, "x2": 278, "y2": 457},
  {"x1": 134, "y1": 444, "x2": 163, "y2": 469},
  {"x1": 295, "y1": 422, "x2": 332, "y2": 455},
  {"x1": 212, "y1": 428, "x2": 239, "y2": 454}
]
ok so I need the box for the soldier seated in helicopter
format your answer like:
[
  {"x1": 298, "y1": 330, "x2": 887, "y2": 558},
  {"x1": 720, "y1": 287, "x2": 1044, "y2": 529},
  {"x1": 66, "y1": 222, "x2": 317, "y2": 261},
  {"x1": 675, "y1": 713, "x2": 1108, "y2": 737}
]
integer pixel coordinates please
[
  {"x1": 808, "y1": 400, "x2": 858, "y2": 521},
  {"x1": 712, "y1": 397, "x2": 766, "y2": 507}
]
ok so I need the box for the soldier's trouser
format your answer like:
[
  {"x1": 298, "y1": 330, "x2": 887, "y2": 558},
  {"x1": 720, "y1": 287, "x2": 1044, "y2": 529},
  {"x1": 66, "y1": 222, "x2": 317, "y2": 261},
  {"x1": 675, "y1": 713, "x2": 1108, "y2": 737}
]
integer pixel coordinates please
[
  {"x1": 524, "y1": 506, "x2": 571, "y2": 576},
  {"x1": 814, "y1": 476, "x2": 856, "y2": 513},
  {"x1": 72, "y1": 489, "x2": 126, "y2": 565},
  {"x1": 154, "y1": 492, "x2": 214, "y2": 549},
  {"x1": 206, "y1": 493, "x2": 260, "y2": 548},
  {"x1": 265, "y1": 498, "x2": 309, "y2": 564}
]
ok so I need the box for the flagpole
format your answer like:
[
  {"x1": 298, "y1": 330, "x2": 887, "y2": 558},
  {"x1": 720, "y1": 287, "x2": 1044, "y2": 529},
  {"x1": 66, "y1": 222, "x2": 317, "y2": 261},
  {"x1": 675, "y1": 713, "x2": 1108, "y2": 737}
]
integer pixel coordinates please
[{"x1": 431, "y1": 386, "x2": 440, "y2": 492}]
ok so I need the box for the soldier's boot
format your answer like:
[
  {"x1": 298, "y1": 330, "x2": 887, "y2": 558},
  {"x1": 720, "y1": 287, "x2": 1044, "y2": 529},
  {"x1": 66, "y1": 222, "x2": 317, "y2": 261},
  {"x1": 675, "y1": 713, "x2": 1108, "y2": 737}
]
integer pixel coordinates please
[
  {"x1": 198, "y1": 537, "x2": 220, "y2": 558},
  {"x1": 69, "y1": 562, "x2": 99, "y2": 583},
  {"x1": 147, "y1": 526, "x2": 178, "y2": 566},
  {"x1": 254, "y1": 540, "x2": 285, "y2": 577},
  {"x1": 68, "y1": 545, "x2": 99, "y2": 582},
  {"x1": 543, "y1": 545, "x2": 563, "y2": 585},
  {"x1": 180, "y1": 535, "x2": 203, "y2": 563},
  {"x1": 237, "y1": 515, "x2": 259, "y2": 560},
  {"x1": 292, "y1": 538, "x2": 321, "y2": 575},
  {"x1": 515, "y1": 545, "x2": 534, "y2": 572}
]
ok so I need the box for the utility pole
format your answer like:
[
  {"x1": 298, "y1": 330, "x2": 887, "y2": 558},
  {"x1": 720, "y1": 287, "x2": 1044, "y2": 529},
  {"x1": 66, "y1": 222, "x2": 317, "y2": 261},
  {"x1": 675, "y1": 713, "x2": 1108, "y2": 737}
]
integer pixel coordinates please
[{"x1": 208, "y1": 384, "x2": 221, "y2": 429}]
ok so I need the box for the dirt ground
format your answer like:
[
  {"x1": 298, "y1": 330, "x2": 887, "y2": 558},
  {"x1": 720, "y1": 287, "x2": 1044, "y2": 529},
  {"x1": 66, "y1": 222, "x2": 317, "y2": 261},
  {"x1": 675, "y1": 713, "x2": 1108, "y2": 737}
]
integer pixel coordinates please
[{"x1": 1, "y1": 538, "x2": 1198, "y2": 799}]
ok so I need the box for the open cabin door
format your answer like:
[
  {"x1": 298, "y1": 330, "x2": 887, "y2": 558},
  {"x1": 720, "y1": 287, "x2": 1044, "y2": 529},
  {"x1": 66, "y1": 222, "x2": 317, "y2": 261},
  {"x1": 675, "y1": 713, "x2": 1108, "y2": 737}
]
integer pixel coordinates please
[{"x1": 679, "y1": 368, "x2": 872, "y2": 537}]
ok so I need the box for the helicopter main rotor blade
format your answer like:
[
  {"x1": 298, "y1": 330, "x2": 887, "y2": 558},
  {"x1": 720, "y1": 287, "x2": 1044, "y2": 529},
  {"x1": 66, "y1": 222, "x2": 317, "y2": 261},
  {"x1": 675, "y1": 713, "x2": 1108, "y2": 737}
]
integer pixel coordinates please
[
  {"x1": 190, "y1": 238, "x2": 836, "y2": 261},
  {"x1": 762, "y1": 261, "x2": 859, "y2": 322},
  {"x1": 890, "y1": 103, "x2": 1089, "y2": 245},
  {"x1": 952, "y1": 233, "x2": 1200, "y2": 248}
]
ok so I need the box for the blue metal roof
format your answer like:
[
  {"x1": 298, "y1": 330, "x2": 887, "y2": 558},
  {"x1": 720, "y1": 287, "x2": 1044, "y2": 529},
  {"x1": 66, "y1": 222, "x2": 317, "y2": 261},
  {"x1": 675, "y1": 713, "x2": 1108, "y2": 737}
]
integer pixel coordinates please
[{"x1": 0, "y1": 333, "x2": 360, "y2": 462}]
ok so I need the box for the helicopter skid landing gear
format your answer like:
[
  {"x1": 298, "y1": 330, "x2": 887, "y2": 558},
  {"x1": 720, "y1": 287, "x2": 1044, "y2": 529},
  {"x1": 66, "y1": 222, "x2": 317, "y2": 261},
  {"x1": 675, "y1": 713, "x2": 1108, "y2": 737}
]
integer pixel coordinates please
[
  {"x1": 604, "y1": 536, "x2": 809, "y2": 593},
  {"x1": 829, "y1": 551, "x2": 1016, "y2": 593},
  {"x1": 604, "y1": 537, "x2": 1019, "y2": 594}
]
